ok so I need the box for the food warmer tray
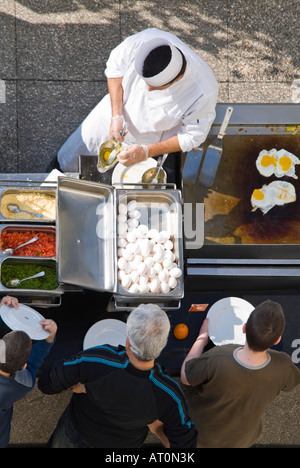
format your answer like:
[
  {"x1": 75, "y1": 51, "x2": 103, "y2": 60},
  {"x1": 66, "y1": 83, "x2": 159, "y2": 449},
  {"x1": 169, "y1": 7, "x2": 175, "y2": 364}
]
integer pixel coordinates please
[
  {"x1": 0, "y1": 184, "x2": 56, "y2": 223},
  {"x1": 56, "y1": 177, "x2": 184, "y2": 310}
]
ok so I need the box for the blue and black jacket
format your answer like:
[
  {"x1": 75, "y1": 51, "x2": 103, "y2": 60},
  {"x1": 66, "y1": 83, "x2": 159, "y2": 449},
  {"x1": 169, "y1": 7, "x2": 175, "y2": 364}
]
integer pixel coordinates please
[{"x1": 38, "y1": 344, "x2": 197, "y2": 448}]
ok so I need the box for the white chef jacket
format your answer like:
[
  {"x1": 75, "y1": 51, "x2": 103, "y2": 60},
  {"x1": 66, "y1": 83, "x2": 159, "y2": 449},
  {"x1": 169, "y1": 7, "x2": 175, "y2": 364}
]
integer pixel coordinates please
[{"x1": 58, "y1": 28, "x2": 218, "y2": 172}]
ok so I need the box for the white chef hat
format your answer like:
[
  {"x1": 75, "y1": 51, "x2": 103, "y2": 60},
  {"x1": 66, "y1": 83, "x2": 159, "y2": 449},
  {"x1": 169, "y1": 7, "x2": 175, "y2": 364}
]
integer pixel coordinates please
[{"x1": 134, "y1": 37, "x2": 184, "y2": 87}]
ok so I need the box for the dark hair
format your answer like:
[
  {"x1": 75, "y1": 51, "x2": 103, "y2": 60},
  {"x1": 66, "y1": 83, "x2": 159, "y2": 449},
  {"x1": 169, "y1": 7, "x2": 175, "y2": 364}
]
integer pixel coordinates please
[
  {"x1": 245, "y1": 300, "x2": 285, "y2": 352},
  {"x1": 143, "y1": 46, "x2": 187, "y2": 85},
  {"x1": 0, "y1": 331, "x2": 32, "y2": 374}
]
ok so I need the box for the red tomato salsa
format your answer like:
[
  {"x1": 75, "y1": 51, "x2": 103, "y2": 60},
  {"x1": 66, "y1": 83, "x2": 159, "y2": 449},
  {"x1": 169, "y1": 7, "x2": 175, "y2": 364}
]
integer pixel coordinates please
[{"x1": 0, "y1": 230, "x2": 56, "y2": 257}]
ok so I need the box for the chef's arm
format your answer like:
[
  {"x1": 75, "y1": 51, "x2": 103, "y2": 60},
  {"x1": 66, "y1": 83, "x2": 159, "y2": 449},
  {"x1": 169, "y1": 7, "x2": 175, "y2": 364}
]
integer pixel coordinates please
[
  {"x1": 107, "y1": 77, "x2": 125, "y2": 142},
  {"x1": 147, "y1": 135, "x2": 181, "y2": 158}
]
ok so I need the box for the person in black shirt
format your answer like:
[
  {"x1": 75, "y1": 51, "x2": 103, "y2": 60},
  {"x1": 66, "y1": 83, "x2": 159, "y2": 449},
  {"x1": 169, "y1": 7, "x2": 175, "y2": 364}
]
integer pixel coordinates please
[{"x1": 38, "y1": 303, "x2": 197, "y2": 448}]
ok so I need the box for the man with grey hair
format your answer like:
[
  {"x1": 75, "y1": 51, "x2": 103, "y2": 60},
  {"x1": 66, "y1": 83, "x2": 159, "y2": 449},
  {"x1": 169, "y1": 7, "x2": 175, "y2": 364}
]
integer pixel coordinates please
[{"x1": 38, "y1": 304, "x2": 197, "y2": 448}]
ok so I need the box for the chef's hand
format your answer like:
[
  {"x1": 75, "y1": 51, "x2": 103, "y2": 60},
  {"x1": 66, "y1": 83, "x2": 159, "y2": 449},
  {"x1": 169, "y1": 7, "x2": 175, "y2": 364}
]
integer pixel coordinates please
[
  {"x1": 118, "y1": 144, "x2": 149, "y2": 167},
  {"x1": 0, "y1": 296, "x2": 19, "y2": 309},
  {"x1": 109, "y1": 116, "x2": 127, "y2": 143},
  {"x1": 40, "y1": 319, "x2": 57, "y2": 344}
]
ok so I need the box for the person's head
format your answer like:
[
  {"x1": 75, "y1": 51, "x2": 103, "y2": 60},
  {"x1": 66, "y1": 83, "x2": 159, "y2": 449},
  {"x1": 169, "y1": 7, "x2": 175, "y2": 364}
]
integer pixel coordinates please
[
  {"x1": 135, "y1": 38, "x2": 186, "y2": 91},
  {"x1": 245, "y1": 300, "x2": 285, "y2": 352},
  {"x1": 0, "y1": 330, "x2": 32, "y2": 374},
  {"x1": 126, "y1": 303, "x2": 170, "y2": 361}
]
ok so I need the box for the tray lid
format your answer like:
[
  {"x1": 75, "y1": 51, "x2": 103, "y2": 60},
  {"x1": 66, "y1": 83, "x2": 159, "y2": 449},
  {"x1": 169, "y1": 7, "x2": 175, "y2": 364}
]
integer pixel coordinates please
[{"x1": 57, "y1": 177, "x2": 116, "y2": 292}]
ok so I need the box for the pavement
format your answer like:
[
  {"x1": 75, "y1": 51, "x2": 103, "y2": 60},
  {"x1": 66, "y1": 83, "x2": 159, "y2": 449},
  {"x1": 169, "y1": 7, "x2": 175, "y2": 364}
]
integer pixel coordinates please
[{"x1": 0, "y1": 0, "x2": 300, "y2": 448}]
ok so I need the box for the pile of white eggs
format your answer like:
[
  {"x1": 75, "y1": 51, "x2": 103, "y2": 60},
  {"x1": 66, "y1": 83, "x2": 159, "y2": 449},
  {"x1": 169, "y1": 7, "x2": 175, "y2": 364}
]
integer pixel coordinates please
[{"x1": 117, "y1": 200, "x2": 182, "y2": 294}]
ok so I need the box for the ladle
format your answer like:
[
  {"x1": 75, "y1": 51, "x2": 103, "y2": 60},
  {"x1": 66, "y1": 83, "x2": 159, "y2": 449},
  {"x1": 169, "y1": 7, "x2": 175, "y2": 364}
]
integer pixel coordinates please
[
  {"x1": 6, "y1": 271, "x2": 45, "y2": 288},
  {"x1": 144, "y1": 153, "x2": 168, "y2": 183},
  {"x1": 7, "y1": 203, "x2": 44, "y2": 219},
  {"x1": 3, "y1": 236, "x2": 39, "y2": 255}
]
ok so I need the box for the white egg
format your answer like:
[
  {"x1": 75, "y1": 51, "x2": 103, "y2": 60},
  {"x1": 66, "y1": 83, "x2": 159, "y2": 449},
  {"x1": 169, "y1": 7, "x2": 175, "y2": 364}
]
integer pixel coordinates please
[
  {"x1": 154, "y1": 232, "x2": 165, "y2": 243},
  {"x1": 130, "y1": 270, "x2": 139, "y2": 283},
  {"x1": 123, "y1": 249, "x2": 133, "y2": 261},
  {"x1": 126, "y1": 231, "x2": 137, "y2": 243},
  {"x1": 138, "y1": 282, "x2": 149, "y2": 294},
  {"x1": 145, "y1": 256, "x2": 155, "y2": 267},
  {"x1": 150, "y1": 278, "x2": 160, "y2": 293},
  {"x1": 139, "y1": 275, "x2": 148, "y2": 284},
  {"x1": 124, "y1": 262, "x2": 133, "y2": 274},
  {"x1": 169, "y1": 267, "x2": 182, "y2": 278},
  {"x1": 118, "y1": 269, "x2": 126, "y2": 281},
  {"x1": 117, "y1": 214, "x2": 127, "y2": 224},
  {"x1": 129, "y1": 283, "x2": 139, "y2": 294},
  {"x1": 128, "y1": 209, "x2": 141, "y2": 220},
  {"x1": 118, "y1": 248, "x2": 125, "y2": 257},
  {"x1": 153, "y1": 262, "x2": 163, "y2": 274},
  {"x1": 137, "y1": 224, "x2": 149, "y2": 235},
  {"x1": 128, "y1": 218, "x2": 139, "y2": 228},
  {"x1": 118, "y1": 237, "x2": 127, "y2": 248},
  {"x1": 168, "y1": 276, "x2": 178, "y2": 289},
  {"x1": 121, "y1": 275, "x2": 131, "y2": 289},
  {"x1": 153, "y1": 251, "x2": 164, "y2": 263},
  {"x1": 118, "y1": 203, "x2": 127, "y2": 215},
  {"x1": 118, "y1": 257, "x2": 127, "y2": 270},
  {"x1": 158, "y1": 270, "x2": 169, "y2": 282},
  {"x1": 118, "y1": 222, "x2": 128, "y2": 236},
  {"x1": 153, "y1": 243, "x2": 164, "y2": 254},
  {"x1": 131, "y1": 255, "x2": 143, "y2": 269},
  {"x1": 147, "y1": 229, "x2": 159, "y2": 239},
  {"x1": 147, "y1": 266, "x2": 156, "y2": 278},
  {"x1": 164, "y1": 249, "x2": 175, "y2": 261},
  {"x1": 137, "y1": 262, "x2": 147, "y2": 275},
  {"x1": 164, "y1": 240, "x2": 174, "y2": 250},
  {"x1": 159, "y1": 230, "x2": 170, "y2": 241},
  {"x1": 127, "y1": 200, "x2": 137, "y2": 212},
  {"x1": 163, "y1": 258, "x2": 174, "y2": 270},
  {"x1": 160, "y1": 282, "x2": 171, "y2": 293}
]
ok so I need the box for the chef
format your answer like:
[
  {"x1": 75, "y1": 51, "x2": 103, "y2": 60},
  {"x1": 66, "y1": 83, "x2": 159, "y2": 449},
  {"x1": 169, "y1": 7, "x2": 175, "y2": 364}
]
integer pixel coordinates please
[{"x1": 57, "y1": 28, "x2": 218, "y2": 172}]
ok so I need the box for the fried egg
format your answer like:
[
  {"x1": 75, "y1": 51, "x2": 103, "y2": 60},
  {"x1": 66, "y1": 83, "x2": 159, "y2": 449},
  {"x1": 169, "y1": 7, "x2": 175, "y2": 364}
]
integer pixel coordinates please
[
  {"x1": 256, "y1": 149, "x2": 278, "y2": 177},
  {"x1": 251, "y1": 181, "x2": 296, "y2": 215},
  {"x1": 274, "y1": 149, "x2": 300, "y2": 179},
  {"x1": 256, "y1": 148, "x2": 300, "y2": 179}
]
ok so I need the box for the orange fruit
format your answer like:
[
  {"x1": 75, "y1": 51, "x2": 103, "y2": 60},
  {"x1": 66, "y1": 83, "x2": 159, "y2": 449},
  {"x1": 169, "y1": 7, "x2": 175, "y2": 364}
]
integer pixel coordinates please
[{"x1": 173, "y1": 323, "x2": 189, "y2": 340}]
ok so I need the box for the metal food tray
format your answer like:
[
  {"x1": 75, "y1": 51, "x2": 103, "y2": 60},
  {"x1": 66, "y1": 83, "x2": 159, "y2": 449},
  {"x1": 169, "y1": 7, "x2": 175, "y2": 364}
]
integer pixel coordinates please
[
  {"x1": 115, "y1": 189, "x2": 184, "y2": 299},
  {"x1": 57, "y1": 178, "x2": 184, "y2": 304},
  {"x1": 0, "y1": 186, "x2": 56, "y2": 223}
]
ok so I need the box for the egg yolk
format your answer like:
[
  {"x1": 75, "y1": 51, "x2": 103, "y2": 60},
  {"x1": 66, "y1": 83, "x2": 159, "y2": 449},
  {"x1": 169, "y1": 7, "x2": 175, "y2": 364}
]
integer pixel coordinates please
[
  {"x1": 103, "y1": 150, "x2": 111, "y2": 161},
  {"x1": 253, "y1": 189, "x2": 265, "y2": 200},
  {"x1": 261, "y1": 154, "x2": 277, "y2": 167},
  {"x1": 278, "y1": 156, "x2": 292, "y2": 172}
]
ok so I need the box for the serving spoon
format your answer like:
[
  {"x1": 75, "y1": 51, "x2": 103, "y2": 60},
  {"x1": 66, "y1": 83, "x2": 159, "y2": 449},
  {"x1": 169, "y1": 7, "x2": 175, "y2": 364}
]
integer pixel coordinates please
[
  {"x1": 3, "y1": 236, "x2": 39, "y2": 256},
  {"x1": 7, "y1": 203, "x2": 44, "y2": 219},
  {"x1": 6, "y1": 271, "x2": 45, "y2": 288}
]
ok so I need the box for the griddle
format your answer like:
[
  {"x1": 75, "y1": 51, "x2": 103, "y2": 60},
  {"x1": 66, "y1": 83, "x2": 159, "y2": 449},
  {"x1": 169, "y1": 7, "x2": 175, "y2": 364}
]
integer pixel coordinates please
[{"x1": 198, "y1": 134, "x2": 300, "y2": 259}]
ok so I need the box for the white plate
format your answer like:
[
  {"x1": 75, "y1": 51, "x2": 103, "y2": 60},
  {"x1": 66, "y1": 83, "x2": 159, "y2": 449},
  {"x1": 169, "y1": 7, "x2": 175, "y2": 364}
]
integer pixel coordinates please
[
  {"x1": 0, "y1": 304, "x2": 50, "y2": 340},
  {"x1": 207, "y1": 297, "x2": 254, "y2": 346},
  {"x1": 112, "y1": 159, "x2": 157, "y2": 188},
  {"x1": 83, "y1": 319, "x2": 127, "y2": 350}
]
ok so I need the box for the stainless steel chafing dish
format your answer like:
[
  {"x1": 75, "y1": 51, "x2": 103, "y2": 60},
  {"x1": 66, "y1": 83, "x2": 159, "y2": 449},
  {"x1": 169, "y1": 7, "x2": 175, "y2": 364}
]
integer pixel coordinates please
[
  {"x1": 56, "y1": 177, "x2": 184, "y2": 309},
  {"x1": 0, "y1": 186, "x2": 56, "y2": 223}
]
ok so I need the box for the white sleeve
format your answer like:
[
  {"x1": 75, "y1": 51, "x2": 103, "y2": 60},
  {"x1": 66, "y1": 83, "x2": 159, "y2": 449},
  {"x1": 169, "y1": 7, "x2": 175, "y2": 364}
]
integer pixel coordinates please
[
  {"x1": 177, "y1": 92, "x2": 218, "y2": 152},
  {"x1": 104, "y1": 31, "x2": 146, "y2": 78}
]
